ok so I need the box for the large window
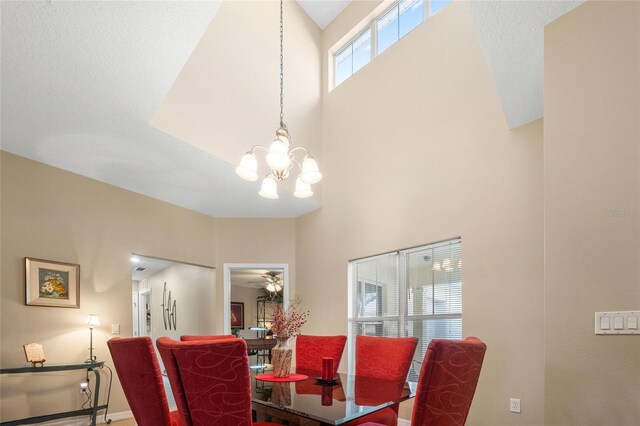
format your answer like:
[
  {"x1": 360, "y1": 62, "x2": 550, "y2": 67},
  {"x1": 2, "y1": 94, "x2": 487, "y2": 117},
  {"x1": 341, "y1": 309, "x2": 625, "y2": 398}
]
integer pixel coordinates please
[
  {"x1": 333, "y1": 0, "x2": 451, "y2": 88},
  {"x1": 348, "y1": 238, "x2": 462, "y2": 380}
]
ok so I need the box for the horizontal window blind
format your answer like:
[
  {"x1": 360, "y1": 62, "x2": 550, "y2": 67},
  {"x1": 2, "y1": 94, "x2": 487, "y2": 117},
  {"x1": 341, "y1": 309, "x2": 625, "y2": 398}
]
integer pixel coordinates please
[{"x1": 348, "y1": 238, "x2": 462, "y2": 380}]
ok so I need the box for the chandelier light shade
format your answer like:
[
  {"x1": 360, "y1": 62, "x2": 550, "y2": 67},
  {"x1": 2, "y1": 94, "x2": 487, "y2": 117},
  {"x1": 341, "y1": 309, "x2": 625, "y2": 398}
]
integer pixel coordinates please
[
  {"x1": 294, "y1": 178, "x2": 313, "y2": 198},
  {"x1": 259, "y1": 176, "x2": 279, "y2": 199},
  {"x1": 236, "y1": 153, "x2": 258, "y2": 181},
  {"x1": 235, "y1": 0, "x2": 322, "y2": 199}
]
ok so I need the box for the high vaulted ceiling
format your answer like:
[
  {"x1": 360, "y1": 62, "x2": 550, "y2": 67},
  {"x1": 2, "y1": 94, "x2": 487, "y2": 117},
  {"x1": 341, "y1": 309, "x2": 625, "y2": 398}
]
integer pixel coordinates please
[
  {"x1": 1, "y1": 1, "x2": 582, "y2": 219},
  {"x1": 1, "y1": 0, "x2": 318, "y2": 218}
]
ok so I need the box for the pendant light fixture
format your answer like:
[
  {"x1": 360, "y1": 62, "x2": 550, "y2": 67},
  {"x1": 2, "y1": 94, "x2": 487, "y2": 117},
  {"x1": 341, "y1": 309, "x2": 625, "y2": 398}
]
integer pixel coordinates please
[{"x1": 235, "y1": 0, "x2": 322, "y2": 199}]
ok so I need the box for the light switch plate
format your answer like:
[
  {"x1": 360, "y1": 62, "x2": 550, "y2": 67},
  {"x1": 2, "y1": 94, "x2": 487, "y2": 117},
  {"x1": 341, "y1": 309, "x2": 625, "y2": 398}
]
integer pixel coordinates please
[
  {"x1": 595, "y1": 311, "x2": 640, "y2": 335},
  {"x1": 111, "y1": 324, "x2": 120, "y2": 334}
]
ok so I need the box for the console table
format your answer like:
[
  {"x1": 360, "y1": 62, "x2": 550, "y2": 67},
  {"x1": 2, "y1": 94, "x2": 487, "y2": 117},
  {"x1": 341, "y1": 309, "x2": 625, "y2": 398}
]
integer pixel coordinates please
[{"x1": 0, "y1": 362, "x2": 111, "y2": 426}]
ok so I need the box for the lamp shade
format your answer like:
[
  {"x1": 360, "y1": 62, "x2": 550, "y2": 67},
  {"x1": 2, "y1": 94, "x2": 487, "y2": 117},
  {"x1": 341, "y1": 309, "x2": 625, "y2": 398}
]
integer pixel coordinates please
[
  {"x1": 236, "y1": 153, "x2": 258, "y2": 181},
  {"x1": 265, "y1": 138, "x2": 291, "y2": 171},
  {"x1": 294, "y1": 177, "x2": 313, "y2": 198},
  {"x1": 85, "y1": 314, "x2": 100, "y2": 327},
  {"x1": 300, "y1": 157, "x2": 322, "y2": 184},
  {"x1": 259, "y1": 177, "x2": 279, "y2": 199}
]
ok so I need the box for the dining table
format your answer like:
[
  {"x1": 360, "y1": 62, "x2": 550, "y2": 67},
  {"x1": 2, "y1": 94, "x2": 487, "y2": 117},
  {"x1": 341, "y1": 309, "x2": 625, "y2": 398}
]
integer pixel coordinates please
[{"x1": 251, "y1": 369, "x2": 415, "y2": 426}]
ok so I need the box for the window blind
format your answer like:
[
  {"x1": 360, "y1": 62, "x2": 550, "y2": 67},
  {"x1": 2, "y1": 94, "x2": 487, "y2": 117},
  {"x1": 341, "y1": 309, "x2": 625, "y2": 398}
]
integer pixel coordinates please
[{"x1": 348, "y1": 238, "x2": 462, "y2": 380}]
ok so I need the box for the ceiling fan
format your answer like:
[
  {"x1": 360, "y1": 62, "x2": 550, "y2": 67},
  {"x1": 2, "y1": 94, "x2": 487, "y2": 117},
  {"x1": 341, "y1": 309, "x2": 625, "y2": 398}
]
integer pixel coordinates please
[{"x1": 249, "y1": 271, "x2": 283, "y2": 293}]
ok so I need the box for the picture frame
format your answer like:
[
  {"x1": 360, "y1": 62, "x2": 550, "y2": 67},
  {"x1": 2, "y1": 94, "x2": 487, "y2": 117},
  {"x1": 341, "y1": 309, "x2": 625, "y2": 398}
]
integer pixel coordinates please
[
  {"x1": 25, "y1": 257, "x2": 80, "y2": 308},
  {"x1": 230, "y1": 301, "x2": 245, "y2": 329}
]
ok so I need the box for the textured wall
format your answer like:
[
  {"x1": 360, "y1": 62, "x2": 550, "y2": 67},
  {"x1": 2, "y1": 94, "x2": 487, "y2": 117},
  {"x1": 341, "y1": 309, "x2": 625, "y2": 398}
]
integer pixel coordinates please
[
  {"x1": 297, "y1": 2, "x2": 545, "y2": 424},
  {"x1": 544, "y1": 2, "x2": 640, "y2": 424}
]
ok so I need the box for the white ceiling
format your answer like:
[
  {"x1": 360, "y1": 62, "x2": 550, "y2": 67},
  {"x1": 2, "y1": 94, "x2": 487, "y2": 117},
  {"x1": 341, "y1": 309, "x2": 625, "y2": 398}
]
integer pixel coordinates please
[
  {"x1": 1, "y1": 0, "x2": 583, "y2": 221},
  {"x1": 131, "y1": 256, "x2": 175, "y2": 281},
  {"x1": 297, "y1": 0, "x2": 351, "y2": 29},
  {"x1": 231, "y1": 268, "x2": 284, "y2": 289},
  {"x1": 466, "y1": 0, "x2": 584, "y2": 128}
]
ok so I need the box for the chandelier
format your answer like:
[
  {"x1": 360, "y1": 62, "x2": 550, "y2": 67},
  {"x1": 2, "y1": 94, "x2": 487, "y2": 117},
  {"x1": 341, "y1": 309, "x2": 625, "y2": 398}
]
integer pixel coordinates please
[{"x1": 235, "y1": 0, "x2": 322, "y2": 199}]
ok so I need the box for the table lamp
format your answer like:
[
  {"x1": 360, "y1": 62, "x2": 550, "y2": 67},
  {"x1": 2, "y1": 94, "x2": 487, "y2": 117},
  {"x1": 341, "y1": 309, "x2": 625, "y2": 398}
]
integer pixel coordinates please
[{"x1": 84, "y1": 314, "x2": 100, "y2": 363}]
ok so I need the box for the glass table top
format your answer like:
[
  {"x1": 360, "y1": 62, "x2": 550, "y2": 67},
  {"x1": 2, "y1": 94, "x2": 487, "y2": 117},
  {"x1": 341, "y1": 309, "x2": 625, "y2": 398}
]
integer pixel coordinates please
[{"x1": 251, "y1": 369, "x2": 415, "y2": 425}]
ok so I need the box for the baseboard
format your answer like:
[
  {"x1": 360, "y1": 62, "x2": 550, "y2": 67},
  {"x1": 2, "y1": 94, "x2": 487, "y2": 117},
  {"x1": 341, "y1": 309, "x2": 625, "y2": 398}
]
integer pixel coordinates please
[
  {"x1": 398, "y1": 419, "x2": 411, "y2": 426},
  {"x1": 34, "y1": 410, "x2": 133, "y2": 425}
]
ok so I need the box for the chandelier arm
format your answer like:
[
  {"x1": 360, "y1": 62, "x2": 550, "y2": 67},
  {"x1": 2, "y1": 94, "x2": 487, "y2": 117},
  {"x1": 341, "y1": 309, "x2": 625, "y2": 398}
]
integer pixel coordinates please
[
  {"x1": 249, "y1": 145, "x2": 270, "y2": 154},
  {"x1": 289, "y1": 158, "x2": 302, "y2": 171},
  {"x1": 289, "y1": 147, "x2": 309, "y2": 157}
]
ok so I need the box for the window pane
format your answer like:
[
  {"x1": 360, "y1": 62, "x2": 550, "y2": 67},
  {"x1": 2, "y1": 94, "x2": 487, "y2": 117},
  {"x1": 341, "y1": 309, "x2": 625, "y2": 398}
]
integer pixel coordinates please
[
  {"x1": 353, "y1": 320, "x2": 399, "y2": 338},
  {"x1": 399, "y1": 0, "x2": 424, "y2": 38},
  {"x1": 376, "y1": 5, "x2": 399, "y2": 54},
  {"x1": 430, "y1": 0, "x2": 451, "y2": 15},
  {"x1": 335, "y1": 45, "x2": 353, "y2": 86},
  {"x1": 407, "y1": 241, "x2": 461, "y2": 316},
  {"x1": 354, "y1": 254, "x2": 398, "y2": 318},
  {"x1": 349, "y1": 239, "x2": 461, "y2": 382},
  {"x1": 352, "y1": 28, "x2": 371, "y2": 73}
]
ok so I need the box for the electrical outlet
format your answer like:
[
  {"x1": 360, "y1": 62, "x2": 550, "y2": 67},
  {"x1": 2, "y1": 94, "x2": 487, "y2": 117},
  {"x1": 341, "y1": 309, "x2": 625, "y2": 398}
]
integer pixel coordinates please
[
  {"x1": 80, "y1": 382, "x2": 89, "y2": 394},
  {"x1": 510, "y1": 398, "x2": 521, "y2": 413}
]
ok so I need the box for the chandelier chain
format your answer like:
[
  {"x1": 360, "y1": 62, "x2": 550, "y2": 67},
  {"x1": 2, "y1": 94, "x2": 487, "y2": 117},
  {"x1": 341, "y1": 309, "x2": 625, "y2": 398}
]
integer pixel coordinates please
[
  {"x1": 235, "y1": 0, "x2": 321, "y2": 198},
  {"x1": 279, "y1": 0, "x2": 284, "y2": 128}
]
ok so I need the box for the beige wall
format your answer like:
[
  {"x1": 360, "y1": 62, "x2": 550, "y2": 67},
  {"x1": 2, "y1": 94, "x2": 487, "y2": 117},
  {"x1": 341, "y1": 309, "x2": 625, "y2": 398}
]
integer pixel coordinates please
[
  {"x1": 214, "y1": 218, "x2": 297, "y2": 335},
  {"x1": 296, "y1": 2, "x2": 545, "y2": 424},
  {"x1": 139, "y1": 263, "x2": 216, "y2": 343},
  {"x1": 0, "y1": 152, "x2": 296, "y2": 421},
  {"x1": 231, "y1": 285, "x2": 262, "y2": 339},
  {"x1": 544, "y1": 2, "x2": 640, "y2": 425}
]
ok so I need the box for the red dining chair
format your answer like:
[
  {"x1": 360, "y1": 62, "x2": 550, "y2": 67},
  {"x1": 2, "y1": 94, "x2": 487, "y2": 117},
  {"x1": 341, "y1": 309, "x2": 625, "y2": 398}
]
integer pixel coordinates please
[
  {"x1": 156, "y1": 337, "x2": 279, "y2": 426},
  {"x1": 344, "y1": 335, "x2": 418, "y2": 426},
  {"x1": 157, "y1": 338, "x2": 192, "y2": 426},
  {"x1": 107, "y1": 337, "x2": 181, "y2": 426},
  {"x1": 359, "y1": 337, "x2": 487, "y2": 426},
  {"x1": 180, "y1": 334, "x2": 236, "y2": 341},
  {"x1": 295, "y1": 334, "x2": 347, "y2": 375}
]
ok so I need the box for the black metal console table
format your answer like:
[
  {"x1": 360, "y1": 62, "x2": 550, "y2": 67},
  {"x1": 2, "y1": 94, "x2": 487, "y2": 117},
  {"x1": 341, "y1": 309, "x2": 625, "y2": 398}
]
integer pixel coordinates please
[{"x1": 0, "y1": 361, "x2": 111, "y2": 426}]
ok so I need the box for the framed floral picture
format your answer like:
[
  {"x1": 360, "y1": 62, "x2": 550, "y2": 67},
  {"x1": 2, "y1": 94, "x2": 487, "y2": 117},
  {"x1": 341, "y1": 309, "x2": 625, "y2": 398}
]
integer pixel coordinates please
[{"x1": 25, "y1": 258, "x2": 80, "y2": 308}]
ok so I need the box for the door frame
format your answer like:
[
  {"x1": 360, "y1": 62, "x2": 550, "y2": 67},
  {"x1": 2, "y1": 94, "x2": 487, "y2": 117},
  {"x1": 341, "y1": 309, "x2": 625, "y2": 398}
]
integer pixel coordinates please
[
  {"x1": 139, "y1": 288, "x2": 152, "y2": 337},
  {"x1": 223, "y1": 263, "x2": 289, "y2": 334}
]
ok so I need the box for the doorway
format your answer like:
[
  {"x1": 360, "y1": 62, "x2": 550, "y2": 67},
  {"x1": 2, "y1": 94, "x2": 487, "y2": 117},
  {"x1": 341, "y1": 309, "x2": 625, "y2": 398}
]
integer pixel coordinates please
[
  {"x1": 223, "y1": 263, "x2": 289, "y2": 334},
  {"x1": 130, "y1": 254, "x2": 216, "y2": 340}
]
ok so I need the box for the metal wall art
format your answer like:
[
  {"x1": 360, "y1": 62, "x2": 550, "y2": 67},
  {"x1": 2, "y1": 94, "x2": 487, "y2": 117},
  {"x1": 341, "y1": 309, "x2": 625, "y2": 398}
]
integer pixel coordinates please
[{"x1": 161, "y1": 282, "x2": 177, "y2": 330}]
